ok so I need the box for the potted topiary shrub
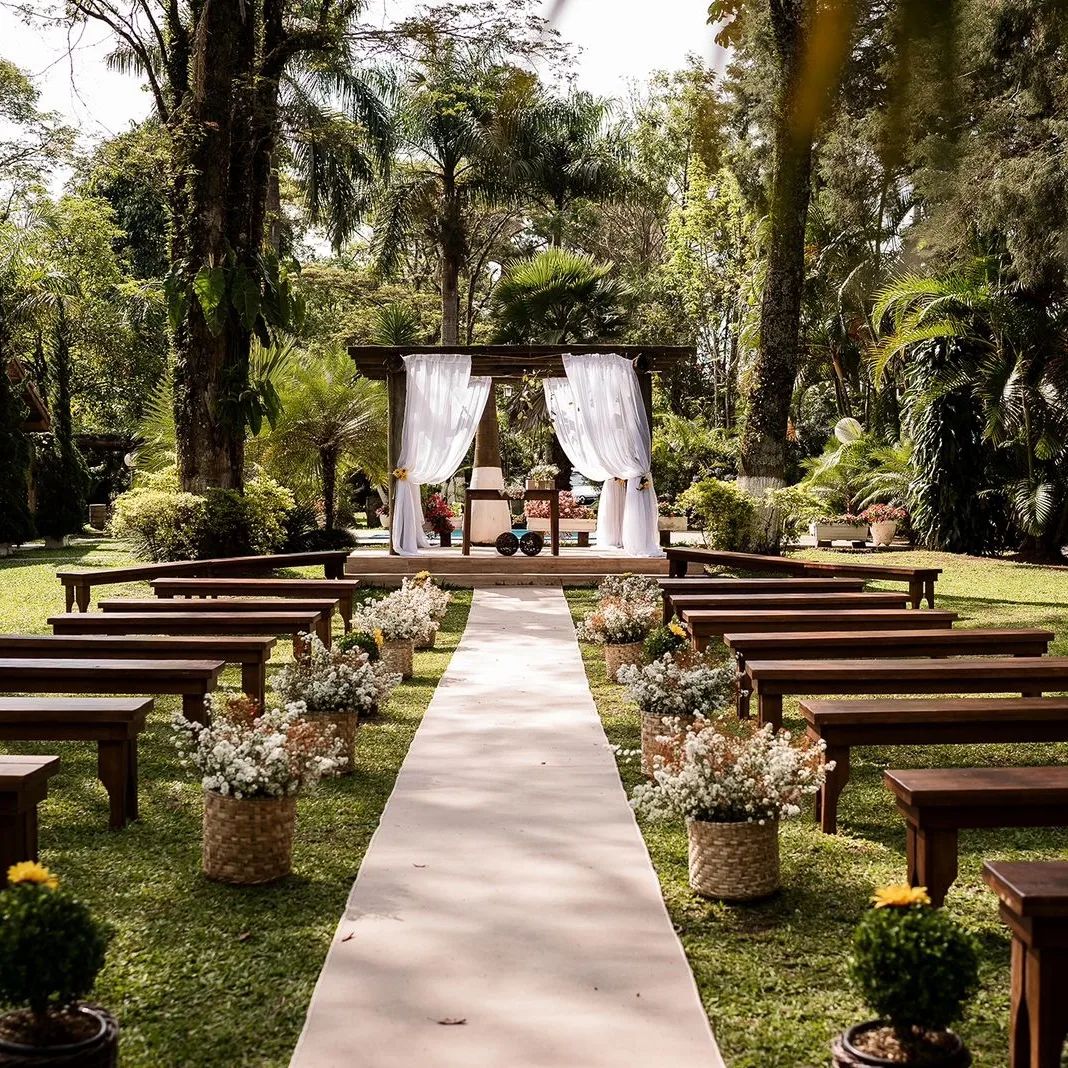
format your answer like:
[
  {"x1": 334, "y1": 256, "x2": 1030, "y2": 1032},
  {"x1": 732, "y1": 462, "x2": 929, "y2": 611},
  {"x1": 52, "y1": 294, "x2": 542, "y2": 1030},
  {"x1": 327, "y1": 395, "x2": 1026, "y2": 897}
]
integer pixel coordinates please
[
  {"x1": 0, "y1": 862, "x2": 115, "y2": 1066},
  {"x1": 861, "y1": 504, "x2": 907, "y2": 547},
  {"x1": 631, "y1": 720, "x2": 829, "y2": 901},
  {"x1": 833, "y1": 885, "x2": 979, "y2": 1067},
  {"x1": 617, "y1": 643, "x2": 734, "y2": 776},
  {"x1": 173, "y1": 697, "x2": 342, "y2": 884},
  {"x1": 526, "y1": 463, "x2": 559, "y2": 491},
  {"x1": 578, "y1": 597, "x2": 657, "y2": 681}
]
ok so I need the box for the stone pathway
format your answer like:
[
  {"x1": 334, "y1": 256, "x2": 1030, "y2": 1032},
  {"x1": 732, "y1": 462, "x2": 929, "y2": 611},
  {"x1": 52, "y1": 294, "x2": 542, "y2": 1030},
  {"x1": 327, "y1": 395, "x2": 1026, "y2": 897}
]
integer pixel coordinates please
[{"x1": 291, "y1": 587, "x2": 723, "y2": 1068}]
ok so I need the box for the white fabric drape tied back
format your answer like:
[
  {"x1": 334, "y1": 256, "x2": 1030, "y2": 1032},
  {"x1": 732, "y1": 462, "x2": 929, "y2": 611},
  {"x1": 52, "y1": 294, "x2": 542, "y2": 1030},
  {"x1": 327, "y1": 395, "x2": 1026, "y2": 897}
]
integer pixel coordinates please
[
  {"x1": 391, "y1": 354, "x2": 491, "y2": 556},
  {"x1": 543, "y1": 353, "x2": 662, "y2": 557}
]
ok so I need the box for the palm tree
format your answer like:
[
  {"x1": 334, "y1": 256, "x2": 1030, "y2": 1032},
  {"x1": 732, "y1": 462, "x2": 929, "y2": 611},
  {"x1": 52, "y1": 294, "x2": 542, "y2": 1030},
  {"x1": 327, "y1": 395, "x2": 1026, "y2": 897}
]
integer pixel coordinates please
[
  {"x1": 509, "y1": 89, "x2": 627, "y2": 248},
  {"x1": 253, "y1": 349, "x2": 388, "y2": 532}
]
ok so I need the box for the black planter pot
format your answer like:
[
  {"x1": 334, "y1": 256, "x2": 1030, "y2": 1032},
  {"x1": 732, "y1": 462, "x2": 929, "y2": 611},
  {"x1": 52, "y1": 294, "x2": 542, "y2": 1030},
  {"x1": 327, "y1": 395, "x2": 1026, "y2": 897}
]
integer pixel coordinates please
[
  {"x1": 0, "y1": 1006, "x2": 118, "y2": 1067},
  {"x1": 438, "y1": 530, "x2": 452, "y2": 548},
  {"x1": 832, "y1": 1022, "x2": 971, "y2": 1068}
]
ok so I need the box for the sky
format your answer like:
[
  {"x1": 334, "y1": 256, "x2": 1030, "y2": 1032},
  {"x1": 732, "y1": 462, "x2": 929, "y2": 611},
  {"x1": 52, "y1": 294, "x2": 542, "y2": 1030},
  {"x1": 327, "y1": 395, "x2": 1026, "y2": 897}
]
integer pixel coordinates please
[{"x1": 0, "y1": 1, "x2": 721, "y2": 149}]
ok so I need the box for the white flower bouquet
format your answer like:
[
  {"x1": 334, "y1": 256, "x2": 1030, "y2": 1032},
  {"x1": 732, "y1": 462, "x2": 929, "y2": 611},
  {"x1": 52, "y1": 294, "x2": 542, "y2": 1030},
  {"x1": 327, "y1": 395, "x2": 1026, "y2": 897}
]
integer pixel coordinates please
[
  {"x1": 631, "y1": 719, "x2": 830, "y2": 825},
  {"x1": 275, "y1": 635, "x2": 400, "y2": 715},
  {"x1": 578, "y1": 596, "x2": 657, "y2": 646},
  {"x1": 355, "y1": 586, "x2": 435, "y2": 642},
  {"x1": 172, "y1": 695, "x2": 342, "y2": 799},
  {"x1": 596, "y1": 573, "x2": 661, "y2": 610},
  {"x1": 617, "y1": 653, "x2": 735, "y2": 719},
  {"x1": 406, "y1": 573, "x2": 451, "y2": 622}
]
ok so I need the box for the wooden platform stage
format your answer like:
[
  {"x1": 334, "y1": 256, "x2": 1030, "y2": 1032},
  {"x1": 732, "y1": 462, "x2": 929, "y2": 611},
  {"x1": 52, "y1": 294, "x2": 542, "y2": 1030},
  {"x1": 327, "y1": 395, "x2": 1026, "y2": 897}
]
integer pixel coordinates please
[{"x1": 344, "y1": 545, "x2": 668, "y2": 588}]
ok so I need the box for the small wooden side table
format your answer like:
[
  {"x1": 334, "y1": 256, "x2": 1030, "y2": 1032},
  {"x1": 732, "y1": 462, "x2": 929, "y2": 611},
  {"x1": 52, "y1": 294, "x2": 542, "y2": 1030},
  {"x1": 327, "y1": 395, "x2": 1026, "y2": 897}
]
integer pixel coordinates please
[
  {"x1": 983, "y1": 860, "x2": 1068, "y2": 1067},
  {"x1": 461, "y1": 489, "x2": 560, "y2": 556}
]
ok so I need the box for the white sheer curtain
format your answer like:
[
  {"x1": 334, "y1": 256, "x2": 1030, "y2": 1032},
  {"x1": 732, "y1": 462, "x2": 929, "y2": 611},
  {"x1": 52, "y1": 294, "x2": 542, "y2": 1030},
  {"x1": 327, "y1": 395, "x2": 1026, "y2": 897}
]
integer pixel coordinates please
[
  {"x1": 543, "y1": 353, "x2": 662, "y2": 557},
  {"x1": 392, "y1": 354, "x2": 491, "y2": 556}
]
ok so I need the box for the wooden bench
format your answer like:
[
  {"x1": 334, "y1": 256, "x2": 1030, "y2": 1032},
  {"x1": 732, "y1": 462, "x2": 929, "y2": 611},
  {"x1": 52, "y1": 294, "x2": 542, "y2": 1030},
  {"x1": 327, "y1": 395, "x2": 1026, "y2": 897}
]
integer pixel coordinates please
[
  {"x1": 0, "y1": 698, "x2": 152, "y2": 830},
  {"x1": 748, "y1": 657, "x2": 1068, "y2": 730},
  {"x1": 0, "y1": 635, "x2": 276, "y2": 710},
  {"x1": 659, "y1": 576, "x2": 867, "y2": 622},
  {"x1": 802, "y1": 697, "x2": 1068, "y2": 833},
  {"x1": 728, "y1": 629, "x2": 1055, "y2": 716},
  {"x1": 150, "y1": 577, "x2": 360, "y2": 631},
  {"x1": 983, "y1": 860, "x2": 1068, "y2": 1068},
  {"x1": 97, "y1": 596, "x2": 338, "y2": 646},
  {"x1": 57, "y1": 549, "x2": 351, "y2": 612},
  {"x1": 884, "y1": 767, "x2": 1068, "y2": 907},
  {"x1": 0, "y1": 657, "x2": 224, "y2": 724},
  {"x1": 668, "y1": 591, "x2": 909, "y2": 618},
  {"x1": 1, "y1": 755, "x2": 61, "y2": 882},
  {"x1": 49, "y1": 610, "x2": 329, "y2": 652},
  {"x1": 683, "y1": 609, "x2": 958, "y2": 651},
  {"x1": 665, "y1": 546, "x2": 942, "y2": 608}
]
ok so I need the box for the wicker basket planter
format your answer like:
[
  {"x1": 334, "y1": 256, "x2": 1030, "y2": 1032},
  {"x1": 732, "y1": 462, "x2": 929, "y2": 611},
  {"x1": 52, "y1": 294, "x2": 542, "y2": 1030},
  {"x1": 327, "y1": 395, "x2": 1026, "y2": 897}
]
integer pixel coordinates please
[
  {"x1": 0, "y1": 1005, "x2": 119, "y2": 1067},
  {"x1": 640, "y1": 711, "x2": 695, "y2": 777},
  {"x1": 414, "y1": 628, "x2": 438, "y2": 651},
  {"x1": 604, "y1": 641, "x2": 644, "y2": 682},
  {"x1": 311, "y1": 709, "x2": 358, "y2": 774},
  {"x1": 202, "y1": 790, "x2": 296, "y2": 885},
  {"x1": 380, "y1": 638, "x2": 414, "y2": 679},
  {"x1": 687, "y1": 817, "x2": 780, "y2": 900}
]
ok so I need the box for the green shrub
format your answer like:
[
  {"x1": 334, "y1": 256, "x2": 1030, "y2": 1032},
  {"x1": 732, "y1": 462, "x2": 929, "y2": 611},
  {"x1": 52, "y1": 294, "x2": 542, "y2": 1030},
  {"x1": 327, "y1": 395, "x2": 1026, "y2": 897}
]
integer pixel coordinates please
[
  {"x1": 0, "y1": 367, "x2": 34, "y2": 546},
  {"x1": 849, "y1": 889, "x2": 979, "y2": 1035},
  {"x1": 645, "y1": 621, "x2": 688, "y2": 661},
  {"x1": 336, "y1": 630, "x2": 380, "y2": 663},
  {"x1": 110, "y1": 473, "x2": 292, "y2": 561},
  {"x1": 109, "y1": 485, "x2": 205, "y2": 561},
  {"x1": 0, "y1": 864, "x2": 108, "y2": 1033},
  {"x1": 678, "y1": 478, "x2": 758, "y2": 550},
  {"x1": 651, "y1": 413, "x2": 737, "y2": 499},
  {"x1": 766, "y1": 484, "x2": 825, "y2": 544}
]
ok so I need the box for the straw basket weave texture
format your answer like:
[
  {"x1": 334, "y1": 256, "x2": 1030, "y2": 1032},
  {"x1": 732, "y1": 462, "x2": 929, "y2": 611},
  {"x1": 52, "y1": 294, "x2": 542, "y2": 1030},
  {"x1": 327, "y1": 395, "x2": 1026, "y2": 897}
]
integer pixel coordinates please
[
  {"x1": 314, "y1": 709, "x2": 357, "y2": 773},
  {"x1": 687, "y1": 818, "x2": 779, "y2": 900},
  {"x1": 381, "y1": 638, "x2": 414, "y2": 678},
  {"x1": 203, "y1": 791, "x2": 296, "y2": 884},
  {"x1": 604, "y1": 641, "x2": 644, "y2": 682},
  {"x1": 415, "y1": 627, "x2": 438, "y2": 651},
  {"x1": 640, "y1": 711, "x2": 695, "y2": 777}
]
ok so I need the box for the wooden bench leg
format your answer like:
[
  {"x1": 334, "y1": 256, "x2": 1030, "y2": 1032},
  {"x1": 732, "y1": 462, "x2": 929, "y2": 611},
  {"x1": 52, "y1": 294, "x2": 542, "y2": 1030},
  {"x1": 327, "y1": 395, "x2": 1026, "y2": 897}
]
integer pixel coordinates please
[
  {"x1": 317, "y1": 616, "x2": 332, "y2": 648},
  {"x1": 578, "y1": 531, "x2": 590, "y2": 547},
  {"x1": 241, "y1": 661, "x2": 267, "y2": 710},
  {"x1": 909, "y1": 579, "x2": 923, "y2": 609},
  {"x1": 736, "y1": 663, "x2": 752, "y2": 719},
  {"x1": 63, "y1": 584, "x2": 75, "y2": 613},
  {"x1": 183, "y1": 692, "x2": 209, "y2": 724},
  {"x1": 75, "y1": 583, "x2": 91, "y2": 612},
  {"x1": 339, "y1": 595, "x2": 353, "y2": 633},
  {"x1": 669, "y1": 559, "x2": 686, "y2": 578},
  {"x1": 0, "y1": 805, "x2": 40, "y2": 876},
  {"x1": 908, "y1": 823, "x2": 958, "y2": 907},
  {"x1": 925, "y1": 577, "x2": 936, "y2": 608},
  {"x1": 816, "y1": 746, "x2": 850, "y2": 834},
  {"x1": 757, "y1": 693, "x2": 783, "y2": 731},
  {"x1": 97, "y1": 741, "x2": 130, "y2": 830},
  {"x1": 126, "y1": 742, "x2": 139, "y2": 821},
  {"x1": 1014, "y1": 944, "x2": 1068, "y2": 1068}
]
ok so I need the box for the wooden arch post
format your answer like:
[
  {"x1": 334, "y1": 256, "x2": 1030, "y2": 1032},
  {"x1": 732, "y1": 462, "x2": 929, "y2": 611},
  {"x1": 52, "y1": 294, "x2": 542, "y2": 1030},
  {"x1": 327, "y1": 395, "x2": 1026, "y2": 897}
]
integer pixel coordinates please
[{"x1": 385, "y1": 355, "x2": 406, "y2": 556}]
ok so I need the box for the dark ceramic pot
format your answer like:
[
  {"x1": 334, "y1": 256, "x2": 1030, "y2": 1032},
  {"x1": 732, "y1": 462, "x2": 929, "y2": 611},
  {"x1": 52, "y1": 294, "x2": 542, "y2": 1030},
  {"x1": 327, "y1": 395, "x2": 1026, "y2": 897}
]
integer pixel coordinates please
[
  {"x1": 0, "y1": 1006, "x2": 118, "y2": 1067},
  {"x1": 832, "y1": 1022, "x2": 971, "y2": 1068}
]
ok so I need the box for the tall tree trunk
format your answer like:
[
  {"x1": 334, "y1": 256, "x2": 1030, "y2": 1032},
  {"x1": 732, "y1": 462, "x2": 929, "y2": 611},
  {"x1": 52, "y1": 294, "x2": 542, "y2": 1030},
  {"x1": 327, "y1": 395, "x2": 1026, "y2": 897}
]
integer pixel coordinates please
[{"x1": 321, "y1": 446, "x2": 338, "y2": 531}]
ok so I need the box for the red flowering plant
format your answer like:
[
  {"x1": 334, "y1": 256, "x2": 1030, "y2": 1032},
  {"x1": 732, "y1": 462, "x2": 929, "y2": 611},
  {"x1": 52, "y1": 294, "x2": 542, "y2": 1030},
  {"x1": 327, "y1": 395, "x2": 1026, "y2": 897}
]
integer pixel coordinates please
[
  {"x1": 423, "y1": 492, "x2": 456, "y2": 535},
  {"x1": 526, "y1": 491, "x2": 594, "y2": 520}
]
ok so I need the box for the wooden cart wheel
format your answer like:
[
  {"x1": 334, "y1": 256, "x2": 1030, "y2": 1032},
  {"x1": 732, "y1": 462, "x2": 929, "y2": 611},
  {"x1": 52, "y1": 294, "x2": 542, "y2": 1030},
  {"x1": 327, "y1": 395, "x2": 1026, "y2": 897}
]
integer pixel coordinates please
[
  {"x1": 495, "y1": 531, "x2": 520, "y2": 556},
  {"x1": 519, "y1": 531, "x2": 544, "y2": 557}
]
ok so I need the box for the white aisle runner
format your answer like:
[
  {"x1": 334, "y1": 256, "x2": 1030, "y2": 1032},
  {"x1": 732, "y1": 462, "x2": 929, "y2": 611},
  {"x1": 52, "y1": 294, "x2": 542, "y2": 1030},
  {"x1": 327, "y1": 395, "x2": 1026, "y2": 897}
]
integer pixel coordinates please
[{"x1": 291, "y1": 587, "x2": 723, "y2": 1068}]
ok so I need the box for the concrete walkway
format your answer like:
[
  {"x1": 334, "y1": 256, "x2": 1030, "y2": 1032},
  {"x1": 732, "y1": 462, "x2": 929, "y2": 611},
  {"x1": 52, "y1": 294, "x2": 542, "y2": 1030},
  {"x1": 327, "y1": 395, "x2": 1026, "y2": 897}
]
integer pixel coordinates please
[{"x1": 291, "y1": 587, "x2": 723, "y2": 1068}]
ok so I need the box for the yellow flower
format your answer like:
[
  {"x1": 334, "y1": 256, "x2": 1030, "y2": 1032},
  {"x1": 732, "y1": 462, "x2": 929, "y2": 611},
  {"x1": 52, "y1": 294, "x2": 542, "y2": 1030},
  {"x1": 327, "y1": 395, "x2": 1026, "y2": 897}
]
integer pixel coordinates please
[
  {"x1": 373, "y1": 628, "x2": 384, "y2": 647},
  {"x1": 668, "y1": 621, "x2": 687, "y2": 638},
  {"x1": 872, "y1": 884, "x2": 930, "y2": 909},
  {"x1": 6, "y1": 861, "x2": 59, "y2": 890},
  {"x1": 393, "y1": 467, "x2": 409, "y2": 480},
  {"x1": 414, "y1": 570, "x2": 431, "y2": 583}
]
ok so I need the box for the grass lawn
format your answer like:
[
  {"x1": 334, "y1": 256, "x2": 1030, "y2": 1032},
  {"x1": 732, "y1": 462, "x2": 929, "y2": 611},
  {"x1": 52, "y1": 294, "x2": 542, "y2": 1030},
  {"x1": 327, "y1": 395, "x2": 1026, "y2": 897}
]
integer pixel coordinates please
[
  {"x1": 568, "y1": 549, "x2": 1068, "y2": 1068},
  {"x1": 0, "y1": 538, "x2": 470, "y2": 1068}
]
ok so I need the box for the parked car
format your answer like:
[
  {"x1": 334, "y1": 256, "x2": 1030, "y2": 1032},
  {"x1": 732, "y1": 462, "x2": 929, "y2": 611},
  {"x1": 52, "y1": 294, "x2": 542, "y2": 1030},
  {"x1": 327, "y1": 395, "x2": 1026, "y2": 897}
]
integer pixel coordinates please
[{"x1": 570, "y1": 474, "x2": 601, "y2": 506}]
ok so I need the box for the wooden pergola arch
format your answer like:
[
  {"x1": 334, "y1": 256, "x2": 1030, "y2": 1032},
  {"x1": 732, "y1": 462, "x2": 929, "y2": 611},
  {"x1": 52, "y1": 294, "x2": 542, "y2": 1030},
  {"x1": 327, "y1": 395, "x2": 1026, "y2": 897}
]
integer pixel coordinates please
[{"x1": 348, "y1": 344, "x2": 694, "y2": 551}]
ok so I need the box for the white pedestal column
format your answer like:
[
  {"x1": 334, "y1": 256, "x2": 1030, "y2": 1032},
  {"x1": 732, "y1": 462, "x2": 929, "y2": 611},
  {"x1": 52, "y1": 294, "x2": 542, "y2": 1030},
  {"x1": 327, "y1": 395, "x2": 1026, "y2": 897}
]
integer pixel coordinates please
[{"x1": 468, "y1": 466, "x2": 513, "y2": 545}]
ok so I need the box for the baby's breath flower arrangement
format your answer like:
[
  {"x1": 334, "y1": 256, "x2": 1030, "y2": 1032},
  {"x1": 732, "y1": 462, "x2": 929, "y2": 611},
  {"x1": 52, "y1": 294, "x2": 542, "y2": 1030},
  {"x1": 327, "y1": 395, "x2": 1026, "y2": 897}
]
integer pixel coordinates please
[
  {"x1": 172, "y1": 694, "x2": 342, "y2": 800},
  {"x1": 174, "y1": 695, "x2": 345, "y2": 884},
  {"x1": 355, "y1": 587, "x2": 435, "y2": 643},
  {"x1": 578, "y1": 597, "x2": 656, "y2": 646},
  {"x1": 596, "y1": 572, "x2": 661, "y2": 610},
  {"x1": 617, "y1": 653, "x2": 734, "y2": 719},
  {"x1": 631, "y1": 720, "x2": 830, "y2": 900}
]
